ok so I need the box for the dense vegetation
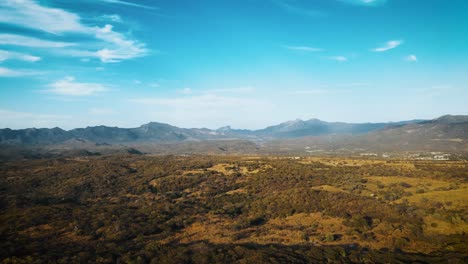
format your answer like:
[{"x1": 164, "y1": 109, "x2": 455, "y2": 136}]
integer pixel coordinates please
[{"x1": 0, "y1": 155, "x2": 467, "y2": 263}]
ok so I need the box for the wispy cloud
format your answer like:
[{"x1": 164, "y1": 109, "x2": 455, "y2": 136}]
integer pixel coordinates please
[
  {"x1": 286, "y1": 46, "x2": 323, "y2": 52},
  {"x1": 93, "y1": 24, "x2": 148, "y2": 62},
  {"x1": 97, "y1": 14, "x2": 123, "y2": 23},
  {"x1": 329, "y1": 56, "x2": 348, "y2": 62},
  {"x1": 0, "y1": 34, "x2": 75, "y2": 48},
  {"x1": 0, "y1": 50, "x2": 41, "y2": 62},
  {"x1": 338, "y1": 0, "x2": 387, "y2": 6},
  {"x1": 0, "y1": 67, "x2": 25, "y2": 77},
  {"x1": 273, "y1": 0, "x2": 327, "y2": 17},
  {"x1": 372, "y1": 40, "x2": 403, "y2": 52},
  {"x1": 98, "y1": 0, "x2": 158, "y2": 10},
  {"x1": 0, "y1": 67, "x2": 41, "y2": 77},
  {"x1": 405, "y1": 54, "x2": 418, "y2": 62},
  {"x1": 0, "y1": 1, "x2": 148, "y2": 63},
  {"x1": 45, "y1": 76, "x2": 108, "y2": 96},
  {"x1": 0, "y1": 0, "x2": 85, "y2": 34}
]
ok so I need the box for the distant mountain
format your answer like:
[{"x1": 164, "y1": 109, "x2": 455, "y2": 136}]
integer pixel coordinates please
[
  {"x1": 0, "y1": 127, "x2": 70, "y2": 145},
  {"x1": 215, "y1": 126, "x2": 260, "y2": 139},
  {"x1": 352, "y1": 115, "x2": 468, "y2": 152},
  {"x1": 253, "y1": 118, "x2": 420, "y2": 138},
  {"x1": 264, "y1": 115, "x2": 468, "y2": 153},
  {"x1": 421, "y1": 115, "x2": 468, "y2": 125},
  {"x1": 0, "y1": 118, "x2": 424, "y2": 145},
  {"x1": 1, "y1": 116, "x2": 466, "y2": 153},
  {"x1": 0, "y1": 122, "x2": 225, "y2": 145},
  {"x1": 214, "y1": 118, "x2": 425, "y2": 139}
]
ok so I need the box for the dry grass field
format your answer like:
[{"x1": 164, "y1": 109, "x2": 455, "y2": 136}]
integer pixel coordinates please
[{"x1": 0, "y1": 154, "x2": 467, "y2": 263}]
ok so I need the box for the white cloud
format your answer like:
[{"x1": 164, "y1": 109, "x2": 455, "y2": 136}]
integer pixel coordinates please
[
  {"x1": 93, "y1": 24, "x2": 148, "y2": 62},
  {"x1": 286, "y1": 46, "x2": 323, "y2": 52},
  {"x1": 0, "y1": 0, "x2": 85, "y2": 34},
  {"x1": 372, "y1": 40, "x2": 403, "y2": 52},
  {"x1": 405, "y1": 54, "x2": 418, "y2": 62},
  {"x1": 58, "y1": 25, "x2": 149, "y2": 63},
  {"x1": 0, "y1": 34, "x2": 75, "y2": 48},
  {"x1": 329, "y1": 56, "x2": 348, "y2": 62},
  {"x1": 0, "y1": 50, "x2": 41, "y2": 62},
  {"x1": 0, "y1": 1, "x2": 148, "y2": 63},
  {"x1": 98, "y1": 14, "x2": 123, "y2": 23},
  {"x1": 98, "y1": 0, "x2": 158, "y2": 10},
  {"x1": 0, "y1": 67, "x2": 41, "y2": 77},
  {"x1": 46, "y1": 76, "x2": 107, "y2": 96},
  {"x1": 0, "y1": 67, "x2": 24, "y2": 77}
]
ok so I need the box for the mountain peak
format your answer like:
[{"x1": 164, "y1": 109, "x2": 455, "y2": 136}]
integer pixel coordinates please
[
  {"x1": 4, "y1": 116, "x2": 465, "y2": 146},
  {"x1": 217, "y1": 126, "x2": 232, "y2": 132},
  {"x1": 140, "y1": 122, "x2": 172, "y2": 128},
  {"x1": 281, "y1": 118, "x2": 304, "y2": 125},
  {"x1": 434, "y1": 115, "x2": 468, "y2": 124},
  {"x1": 306, "y1": 118, "x2": 324, "y2": 123}
]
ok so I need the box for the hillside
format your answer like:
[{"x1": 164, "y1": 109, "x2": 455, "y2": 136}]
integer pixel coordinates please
[
  {"x1": 0, "y1": 122, "x2": 225, "y2": 145},
  {"x1": 0, "y1": 115, "x2": 467, "y2": 156},
  {"x1": 0, "y1": 118, "x2": 427, "y2": 145},
  {"x1": 266, "y1": 115, "x2": 468, "y2": 153},
  {"x1": 1, "y1": 155, "x2": 466, "y2": 263}
]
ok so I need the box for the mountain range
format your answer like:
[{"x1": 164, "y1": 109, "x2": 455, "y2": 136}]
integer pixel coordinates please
[
  {"x1": 264, "y1": 115, "x2": 468, "y2": 153},
  {"x1": 0, "y1": 115, "x2": 467, "y2": 154},
  {"x1": 0, "y1": 117, "x2": 429, "y2": 145}
]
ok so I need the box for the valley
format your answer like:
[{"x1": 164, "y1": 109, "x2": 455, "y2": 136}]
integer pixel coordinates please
[
  {"x1": 1, "y1": 154, "x2": 466, "y2": 263},
  {"x1": 1, "y1": 0, "x2": 467, "y2": 262}
]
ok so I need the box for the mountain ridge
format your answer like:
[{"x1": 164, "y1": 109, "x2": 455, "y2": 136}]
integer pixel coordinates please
[
  {"x1": 0, "y1": 117, "x2": 426, "y2": 145},
  {"x1": 0, "y1": 115, "x2": 467, "y2": 152}
]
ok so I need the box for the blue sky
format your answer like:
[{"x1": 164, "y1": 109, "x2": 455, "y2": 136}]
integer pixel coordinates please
[{"x1": 0, "y1": 0, "x2": 467, "y2": 129}]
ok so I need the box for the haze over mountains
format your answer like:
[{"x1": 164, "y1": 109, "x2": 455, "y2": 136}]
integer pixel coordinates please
[
  {"x1": 0, "y1": 115, "x2": 467, "y2": 154},
  {"x1": 0, "y1": 117, "x2": 429, "y2": 144},
  {"x1": 265, "y1": 115, "x2": 468, "y2": 153}
]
